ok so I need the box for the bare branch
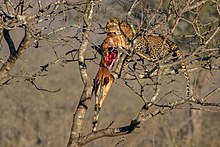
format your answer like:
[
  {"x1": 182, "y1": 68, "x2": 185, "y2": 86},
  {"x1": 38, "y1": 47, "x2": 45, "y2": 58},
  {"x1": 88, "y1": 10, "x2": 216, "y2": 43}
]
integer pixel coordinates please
[
  {"x1": 67, "y1": 1, "x2": 96, "y2": 147},
  {"x1": 0, "y1": 27, "x2": 33, "y2": 84},
  {"x1": 3, "y1": 28, "x2": 16, "y2": 56}
]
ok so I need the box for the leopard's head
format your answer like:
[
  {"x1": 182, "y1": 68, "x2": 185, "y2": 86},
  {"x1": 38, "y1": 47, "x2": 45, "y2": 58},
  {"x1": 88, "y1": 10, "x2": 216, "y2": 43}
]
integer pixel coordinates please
[
  {"x1": 106, "y1": 17, "x2": 134, "y2": 40},
  {"x1": 106, "y1": 17, "x2": 121, "y2": 35}
]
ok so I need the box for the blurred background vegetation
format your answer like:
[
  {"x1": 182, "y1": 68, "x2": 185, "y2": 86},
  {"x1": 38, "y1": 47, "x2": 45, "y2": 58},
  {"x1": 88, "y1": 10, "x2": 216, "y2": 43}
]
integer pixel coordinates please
[{"x1": 0, "y1": 0, "x2": 220, "y2": 146}]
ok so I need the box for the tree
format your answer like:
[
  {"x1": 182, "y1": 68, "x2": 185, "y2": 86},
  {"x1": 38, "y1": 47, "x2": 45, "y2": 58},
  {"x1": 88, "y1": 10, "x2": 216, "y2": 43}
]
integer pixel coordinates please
[{"x1": 0, "y1": 0, "x2": 220, "y2": 146}]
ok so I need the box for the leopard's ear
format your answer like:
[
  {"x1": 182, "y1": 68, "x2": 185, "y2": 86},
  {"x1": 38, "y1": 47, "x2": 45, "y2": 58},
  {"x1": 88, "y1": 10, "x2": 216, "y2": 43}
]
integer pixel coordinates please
[{"x1": 107, "y1": 17, "x2": 119, "y2": 24}]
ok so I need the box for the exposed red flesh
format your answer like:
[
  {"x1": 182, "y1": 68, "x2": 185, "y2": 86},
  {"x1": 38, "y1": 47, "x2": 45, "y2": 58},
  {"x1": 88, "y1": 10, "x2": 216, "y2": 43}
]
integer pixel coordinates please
[{"x1": 105, "y1": 48, "x2": 119, "y2": 69}]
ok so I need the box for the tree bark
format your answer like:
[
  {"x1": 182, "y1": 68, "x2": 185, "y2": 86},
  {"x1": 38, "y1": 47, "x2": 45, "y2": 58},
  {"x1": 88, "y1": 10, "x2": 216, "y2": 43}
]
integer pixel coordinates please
[
  {"x1": 0, "y1": 28, "x2": 32, "y2": 84},
  {"x1": 67, "y1": 1, "x2": 95, "y2": 146}
]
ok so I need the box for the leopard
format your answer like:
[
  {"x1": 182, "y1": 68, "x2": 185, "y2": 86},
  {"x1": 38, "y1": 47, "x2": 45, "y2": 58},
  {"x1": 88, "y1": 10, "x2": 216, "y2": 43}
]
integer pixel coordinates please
[
  {"x1": 134, "y1": 33, "x2": 190, "y2": 97},
  {"x1": 92, "y1": 17, "x2": 190, "y2": 132},
  {"x1": 106, "y1": 17, "x2": 190, "y2": 98}
]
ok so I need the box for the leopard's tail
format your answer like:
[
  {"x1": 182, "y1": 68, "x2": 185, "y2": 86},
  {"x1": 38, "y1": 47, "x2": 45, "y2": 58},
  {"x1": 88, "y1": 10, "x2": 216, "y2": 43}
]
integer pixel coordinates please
[
  {"x1": 175, "y1": 49, "x2": 190, "y2": 98},
  {"x1": 166, "y1": 38, "x2": 190, "y2": 98}
]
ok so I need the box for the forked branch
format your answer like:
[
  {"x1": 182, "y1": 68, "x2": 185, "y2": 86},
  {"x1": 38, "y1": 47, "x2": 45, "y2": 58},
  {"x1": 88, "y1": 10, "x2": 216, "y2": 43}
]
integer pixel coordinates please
[{"x1": 0, "y1": 27, "x2": 32, "y2": 84}]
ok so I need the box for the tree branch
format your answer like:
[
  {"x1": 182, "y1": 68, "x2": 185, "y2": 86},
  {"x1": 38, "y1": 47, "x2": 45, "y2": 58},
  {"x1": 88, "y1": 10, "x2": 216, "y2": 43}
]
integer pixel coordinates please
[
  {"x1": 77, "y1": 104, "x2": 162, "y2": 146},
  {"x1": 3, "y1": 28, "x2": 16, "y2": 56},
  {"x1": 67, "y1": 1, "x2": 95, "y2": 147},
  {"x1": 0, "y1": 27, "x2": 32, "y2": 84}
]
